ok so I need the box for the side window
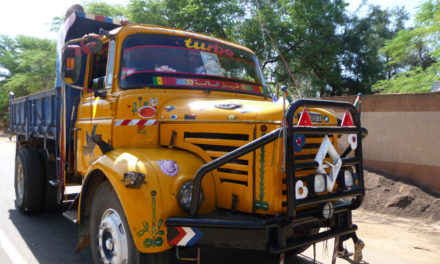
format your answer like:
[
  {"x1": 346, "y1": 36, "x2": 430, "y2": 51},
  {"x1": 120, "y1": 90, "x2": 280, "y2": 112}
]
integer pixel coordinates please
[
  {"x1": 89, "y1": 44, "x2": 108, "y2": 90},
  {"x1": 105, "y1": 40, "x2": 116, "y2": 89}
]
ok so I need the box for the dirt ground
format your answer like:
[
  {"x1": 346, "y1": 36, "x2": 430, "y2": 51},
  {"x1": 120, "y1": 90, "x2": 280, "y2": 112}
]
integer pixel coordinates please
[
  {"x1": 301, "y1": 170, "x2": 440, "y2": 264},
  {"x1": 361, "y1": 170, "x2": 440, "y2": 222}
]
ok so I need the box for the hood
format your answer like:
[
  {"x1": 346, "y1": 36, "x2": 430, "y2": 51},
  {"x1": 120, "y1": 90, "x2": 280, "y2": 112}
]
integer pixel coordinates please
[{"x1": 157, "y1": 98, "x2": 284, "y2": 124}]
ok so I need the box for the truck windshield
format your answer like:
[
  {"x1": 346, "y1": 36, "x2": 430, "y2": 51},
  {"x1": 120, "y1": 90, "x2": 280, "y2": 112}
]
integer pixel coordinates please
[{"x1": 119, "y1": 34, "x2": 269, "y2": 96}]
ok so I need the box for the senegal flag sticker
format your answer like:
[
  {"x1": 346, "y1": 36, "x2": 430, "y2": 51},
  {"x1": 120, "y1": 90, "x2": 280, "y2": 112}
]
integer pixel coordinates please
[{"x1": 153, "y1": 77, "x2": 163, "y2": 85}]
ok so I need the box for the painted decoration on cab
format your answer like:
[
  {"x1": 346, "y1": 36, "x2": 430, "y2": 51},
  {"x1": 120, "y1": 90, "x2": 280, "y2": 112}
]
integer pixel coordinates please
[
  {"x1": 170, "y1": 115, "x2": 178, "y2": 120},
  {"x1": 315, "y1": 136, "x2": 342, "y2": 192},
  {"x1": 293, "y1": 134, "x2": 306, "y2": 153},
  {"x1": 152, "y1": 76, "x2": 263, "y2": 94},
  {"x1": 184, "y1": 114, "x2": 196, "y2": 120},
  {"x1": 138, "y1": 106, "x2": 156, "y2": 119},
  {"x1": 131, "y1": 96, "x2": 148, "y2": 115},
  {"x1": 295, "y1": 180, "x2": 308, "y2": 199},
  {"x1": 158, "y1": 160, "x2": 179, "y2": 177},
  {"x1": 83, "y1": 124, "x2": 98, "y2": 158},
  {"x1": 255, "y1": 131, "x2": 269, "y2": 211},
  {"x1": 348, "y1": 134, "x2": 357, "y2": 150},
  {"x1": 149, "y1": 97, "x2": 159, "y2": 106},
  {"x1": 164, "y1": 105, "x2": 175, "y2": 112},
  {"x1": 136, "y1": 191, "x2": 165, "y2": 248},
  {"x1": 137, "y1": 125, "x2": 147, "y2": 134}
]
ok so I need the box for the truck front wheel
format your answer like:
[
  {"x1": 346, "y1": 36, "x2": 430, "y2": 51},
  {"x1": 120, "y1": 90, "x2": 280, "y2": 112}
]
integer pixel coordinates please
[
  {"x1": 90, "y1": 182, "x2": 169, "y2": 264},
  {"x1": 15, "y1": 148, "x2": 45, "y2": 213}
]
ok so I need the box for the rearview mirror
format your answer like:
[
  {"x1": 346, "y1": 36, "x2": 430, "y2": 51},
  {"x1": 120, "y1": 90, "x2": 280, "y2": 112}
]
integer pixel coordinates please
[
  {"x1": 81, "y1": 35, "x2": 103, "y2": 55},
  {"x1": 62, "y1": 45, "x2": 82, "y2": 84}
]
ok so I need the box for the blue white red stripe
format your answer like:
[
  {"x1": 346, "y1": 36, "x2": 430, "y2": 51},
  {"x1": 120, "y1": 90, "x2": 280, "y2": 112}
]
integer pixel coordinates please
[
  {"x1": 168, "y1": 227, "x2": 203, "y2": 246},
  {"x1": 76, "y1": 12, "x2": 121, "y2": 25}
]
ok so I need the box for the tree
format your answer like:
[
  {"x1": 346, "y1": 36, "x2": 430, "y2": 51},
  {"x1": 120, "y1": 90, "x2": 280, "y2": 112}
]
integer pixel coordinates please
[
  {"x1": 233, "y1": 0, "x2": 348, "y2": 97},
  {"x1": 83, "y1": 1, "x2": 128, "y2": 19},
  {"x1": 127, "y1": 0, "x2": 244, "y2": 39},
  {"x1": 341, "y1": 6, "x2": 409, "y2": 94},
  {"x1": 0, "y1": 36, "x2": 56, "y2": 119},
  {"x1": 76, "y1": 0, "x2": 415, "y2": 96},
  {"x1": 373, "y1": 0, "x2": 440, "y2": 93}
]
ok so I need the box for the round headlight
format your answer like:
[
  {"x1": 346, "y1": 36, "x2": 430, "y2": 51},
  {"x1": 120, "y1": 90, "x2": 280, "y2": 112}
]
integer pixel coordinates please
[
  {"x1": 314, "y1": 174, "x2": 326, "y2": 193},
  {"x1": 322, "y1": 202, "x2": 335, "y2": 219},
  {"x1": 344, "y1": 170, "x2": 353, "y2": 187},
  {"x1": 177, "y1": 181, "x2": 204, "y2": 212}
]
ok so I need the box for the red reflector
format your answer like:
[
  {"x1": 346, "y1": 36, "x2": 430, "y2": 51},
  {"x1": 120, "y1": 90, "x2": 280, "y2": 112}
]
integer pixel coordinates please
[
  {"x1": 297, "y1": 107, "x2": 313, "y2": 126},
  {"x1": 341, "y1": 110, "x2": 355, "y2": 127}
]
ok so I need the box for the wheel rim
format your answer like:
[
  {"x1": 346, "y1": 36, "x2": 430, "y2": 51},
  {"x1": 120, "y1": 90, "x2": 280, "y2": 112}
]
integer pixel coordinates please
[
  {"x1": 98, "y1": 209, "x2": 129, "y2": 264},
  {"x1": 16, "y1": 160, "x2": 24, "y2": 200}
]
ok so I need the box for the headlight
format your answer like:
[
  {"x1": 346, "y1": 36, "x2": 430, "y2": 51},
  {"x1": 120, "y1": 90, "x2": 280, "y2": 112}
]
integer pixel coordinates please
[
  {"x1": 344, "y1": 170, "x2": 354, "y2": 187},
  {"x1": 177, "y1": 181, "x2": 204, "y2": 212},
  {"x1": 322, "y1": 202, "x2": 335, "y2": 219},
  {"x1": 314, "y1": 174, "x2": 326, "y2": 193}
]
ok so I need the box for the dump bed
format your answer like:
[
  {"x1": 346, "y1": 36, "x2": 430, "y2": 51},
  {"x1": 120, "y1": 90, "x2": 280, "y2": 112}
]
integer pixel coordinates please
[
  {"x1": 9, "y1": 11, "x2": 120, "y2": 142},
  {"x1": 9, "y1": 89, "x2": 58, "y2": 140}
]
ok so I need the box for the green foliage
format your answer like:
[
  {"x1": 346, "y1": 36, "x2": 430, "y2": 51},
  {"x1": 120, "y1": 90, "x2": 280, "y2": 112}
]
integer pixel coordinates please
[
  {"x1": 127, "y1": 0, "x2": 244, "y2": 39},
  {"x1": 83, "y1": 1, "x2": 128, "y2": 20},
  {"x1": 0, "y1": 35, "x2": 56, "y2": 120},
  {"x1": 342, "y1": 6, "x2": 409, "y2": 94},
  {"x1": 373, "y1": 63, "x2": 438, "y2": 93},
  {"x1": 374, "y1": 0, "x2": 440, "y2": 93}
]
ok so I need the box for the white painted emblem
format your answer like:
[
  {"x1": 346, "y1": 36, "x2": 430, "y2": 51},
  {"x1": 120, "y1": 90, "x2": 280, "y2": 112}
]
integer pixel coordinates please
[
  {"x1": 314, "y1": 136, "x2": 342, "y2": 192},
  {"x1": 149, "y1": 97, "x2": 159, "y2": 106},
  {"x1": 348, "y1": 134, "x2": 357, "y2": 150},
  {"x1": 295, "y1": 180, "x2": 308, "y2": 199}
]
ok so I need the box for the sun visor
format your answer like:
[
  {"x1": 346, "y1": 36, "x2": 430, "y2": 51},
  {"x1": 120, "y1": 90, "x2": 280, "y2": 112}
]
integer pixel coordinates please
[
  {"x1": 64, "y1": 11, "x2": 121, "y2": 42},
  {"x1": 55, "y1": 11, "x2": 121, "y2": 88}
]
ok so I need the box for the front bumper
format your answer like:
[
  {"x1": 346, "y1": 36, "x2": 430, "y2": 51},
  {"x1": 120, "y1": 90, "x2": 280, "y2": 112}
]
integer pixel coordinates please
[{"x1": 167, "y1": 202, "x2": 356, "y2": 253}]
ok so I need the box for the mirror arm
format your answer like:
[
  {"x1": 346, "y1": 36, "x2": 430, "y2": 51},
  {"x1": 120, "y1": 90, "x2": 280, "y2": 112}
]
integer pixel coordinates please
[{"x1": 94, "y1": 90, "x2": 107, "y2": 98}]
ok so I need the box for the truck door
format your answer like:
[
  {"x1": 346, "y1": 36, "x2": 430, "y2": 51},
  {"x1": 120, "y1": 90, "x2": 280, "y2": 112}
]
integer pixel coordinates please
[{"x1": 76, "y1": 40, "x2": 116, "y2": 174}]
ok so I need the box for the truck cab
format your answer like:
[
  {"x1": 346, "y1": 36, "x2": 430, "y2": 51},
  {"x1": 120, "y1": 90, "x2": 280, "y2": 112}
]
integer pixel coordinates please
[{"x1": 10, "y1": 10, "x2": 367, "y2": 264}]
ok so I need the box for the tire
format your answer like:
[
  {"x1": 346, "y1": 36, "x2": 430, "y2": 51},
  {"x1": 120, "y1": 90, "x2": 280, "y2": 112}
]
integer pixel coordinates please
[
  {"x1": 41, "y1": 157, "x2": 59, "y2": 211},
  {"x1": 14, "y1": 148, "x2": 45, "y2": 213},
  {"x1": 90, "y1": 182, "x2": 169, "y2": 264}
]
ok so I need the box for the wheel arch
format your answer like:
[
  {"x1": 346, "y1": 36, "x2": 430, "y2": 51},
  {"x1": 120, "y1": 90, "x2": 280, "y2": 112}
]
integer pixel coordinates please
[{"x1": 77, "y1": 148, "x2": 216, "y2": 253}]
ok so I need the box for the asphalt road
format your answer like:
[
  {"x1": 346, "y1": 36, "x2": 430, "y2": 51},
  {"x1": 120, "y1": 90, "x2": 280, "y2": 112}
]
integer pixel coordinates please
[{"x1": 1, "y1": 137, "x2": 439, "y2": 264}]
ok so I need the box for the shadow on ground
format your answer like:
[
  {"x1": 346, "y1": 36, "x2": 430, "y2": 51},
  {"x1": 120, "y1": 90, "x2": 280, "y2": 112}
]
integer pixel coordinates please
[
  {"x1": 173, "y1": 246, "x2": 325, "y2": 264},
  {"x1": 9, "y1": 208, "x2": 92, "y2": 264},
  {"x1": 9, "y1": 207, "x2": 325, "y2": 264}
]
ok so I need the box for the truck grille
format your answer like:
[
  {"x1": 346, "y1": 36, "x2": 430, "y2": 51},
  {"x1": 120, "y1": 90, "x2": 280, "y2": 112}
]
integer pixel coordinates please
[{"x1": 183, "y1": 132, "x2": 251, "y2": 186}]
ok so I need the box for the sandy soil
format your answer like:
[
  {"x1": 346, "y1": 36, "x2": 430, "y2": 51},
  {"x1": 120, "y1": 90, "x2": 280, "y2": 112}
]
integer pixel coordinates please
[{"x1": 361, "y1": 170, "x2": 440, "y2": 221}]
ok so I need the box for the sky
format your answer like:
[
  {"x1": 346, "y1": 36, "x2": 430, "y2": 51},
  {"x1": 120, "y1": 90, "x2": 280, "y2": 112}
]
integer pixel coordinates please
[{"x1": 0, "y1": 0, "x2": 427, "y2": 40}]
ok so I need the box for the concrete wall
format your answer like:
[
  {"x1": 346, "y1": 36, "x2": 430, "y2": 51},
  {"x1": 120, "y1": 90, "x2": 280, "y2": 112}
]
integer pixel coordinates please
[{"x1": 323, "y1": 92, "x2": 440, "y2": 194}]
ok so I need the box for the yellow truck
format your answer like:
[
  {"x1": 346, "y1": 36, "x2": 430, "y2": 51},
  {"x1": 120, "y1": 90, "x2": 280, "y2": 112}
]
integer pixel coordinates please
[{"x1": 9, "y1": 10, "x2": 367, "y2": 263}]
